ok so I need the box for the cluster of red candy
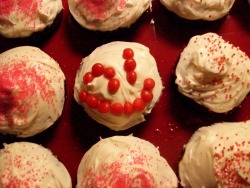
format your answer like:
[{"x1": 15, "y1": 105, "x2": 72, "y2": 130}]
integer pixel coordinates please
[{"x1": 78, "y1": 48, "x2": 155, "y2": 116}]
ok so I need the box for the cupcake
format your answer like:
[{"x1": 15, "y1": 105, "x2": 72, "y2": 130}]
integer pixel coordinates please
[
  {"x1": 175, "y1": 33, "x2": 250, "y2": 113},
  {"x1": 159, "y1": 0, "x2": 235, "y2": 21},
  {"x1": 68, "y1": 0, "x2": 151, "y2": 31},
  {"x1": 76, "y1": 135, "x2": 178, "y2": 188},
  {"x1": 0, "y1": 46, "x2": 65, "y2": 137},
  {"x1": 179, "y1": 120, "x2": 250, "y2": 187},
  {"x1": 74, "y1": 41, "x2": 163, "y2": 131},
  {"x1": 0, "y1": 0, "x2": 63, "y2": 38},
  {"x1": 0, "y1": 142, "x2": 72, "y2": 187}
]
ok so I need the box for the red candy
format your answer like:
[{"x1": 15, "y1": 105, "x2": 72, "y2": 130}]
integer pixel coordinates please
[
  {"x1": 110, "y1": 103, "x2": 124, "y2": 115},
  {"x1": 104, "y1": 67, "x2": 115, "y2": 79},
  {"x1": 133, "y1": 98, "x2": 145, "y2": 111},
  {"x1": 126, "y1": 71, "x2": 137, "y2": 85},
  {"x1": 141, "y1": 90, "x2": 153, "y2": 102},
  {"x1": 124, "y1": 58, "x2": 136, "y2": 71},
  {"x1": 86, "y1": 94, "x2": 99, "y2": 108},
  {"x1": 98, "y1": 100, "x2": 111, "y2": 113},
  {"x1": 79, "y1": 90, "x2": 88, "y2": 103},
  {"x1": 124, "y1": 101, "x2": 134, "y2": 115},
  {"x1": 123, "y1": 48, "x2": 134, "y2": 59},
  {"x1": 80, "y1": 49, "x2": 156, "y2": 116},
  {"x1": 144, "y1": 78, "x2": 155, "y2": 90},
  {"x1": 83, "y1": 72, "x2": 94, "y2": 84},
  {"x1": 108, "y1": 78, "x2": 120, "y2": 93},
  {"x1": 92, "y1": 63, "x2": 104, "y2": 77}
]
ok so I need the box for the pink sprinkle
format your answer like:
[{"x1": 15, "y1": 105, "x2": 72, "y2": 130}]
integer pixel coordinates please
[{"x1": 0, "y1": 60, "x2": 56, "y2": 126}]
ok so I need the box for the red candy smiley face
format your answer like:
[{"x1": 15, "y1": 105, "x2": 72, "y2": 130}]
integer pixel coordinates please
[{"x1": 79, "y1": 48, "x2": 155, "y2": 116}]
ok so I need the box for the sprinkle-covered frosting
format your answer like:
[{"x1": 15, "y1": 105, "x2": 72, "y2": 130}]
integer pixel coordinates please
[
  {"x1": 0, "y1": 0, "x2": 63, "y2": 38},
  {"x1": 76, "y1": 135, "x2": 178, "y2": 188},
  {"x1": 159, "y1": 0, "x2": 235, "y2": 20},
  {"x1": 74, "y1": 41, "x2": 163, "y2": 131},
  {"x1": 175, "y1": 33, "x2": 250, "y2": 113},
  {"x1": 68, "y1": 0, "x2": 151, "y2": 31},
  {"x1": 0, "y1": 46, "x2": 65, "y2": 137},
  {"x1": 179, "y1": 120, "x2": 250, "y2": 188},
  {"x1": 0, "y1": 142, "x2": 72, "y2": 187}
]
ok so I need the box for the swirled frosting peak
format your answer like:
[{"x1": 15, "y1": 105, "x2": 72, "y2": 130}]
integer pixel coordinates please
[
  {"x1": 76, "y1": 135, "x2": 178, "y2": 188},
  {"x1": 179, "y1": 120, "x2": 250, "y2": 187},
  {"x1": 175, "y1": 33, "x2": 250, "y2": 113},
  {"x1": 68, "y1": 0, "x2": 151, "y2": 31}
]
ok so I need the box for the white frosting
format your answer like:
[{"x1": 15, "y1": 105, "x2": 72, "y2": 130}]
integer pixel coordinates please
[
  {"x1": 77, "y1": 135, "x2": 178, "y2": 188},
  {"x1": 68, "y1": 0, "x2": 151, "y2": 31},
  {"x1": 175, "y1": 33, "x2": 250, "y2": 113},
  {"x1": 179, "y1": 120, "x2": 250, "y2": 188},
  {"x1": 0, "y1": 142, "x2": 72, "y2": 187},
  {"x1": 0, "y1": 0, "x2": 63, "y2": 38},
  {"x1": 0, "y1": 46, "x2": 65, "y2": 137},
  {"x1": 159, "y1": 0, "x2": 235, "y2": 20},
  {"x1": 74, "y1": 41, "x2": 163, "y2": 131}
]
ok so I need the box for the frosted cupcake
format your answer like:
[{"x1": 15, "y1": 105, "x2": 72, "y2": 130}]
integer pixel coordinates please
[
  {"x1": 74, "y1": 41, "x2": 163, "y2": 131},
  {"x1": 76, "y1": 135, "x2": 178, "y2": 188},
  {"x1": 0, "y1": 142, "x2": 72, "y2": 187},
  {"x1": 0, "y1": 0, "x2": 63, "y2": 38},
  {"x1": 68, "y1": 0, "x2": 151, "y2": 31},
  {"x1": 175, "y1": 33, "x2": 250, "y2": 113},
  {"x1": 179, "y1": 120, "x2": 250, "y2": 187},
  {"x1": 0, "y1": 46, "x2": 65, "y2": 137},
  {"x1": 159, "y1": 0, "x2": 235, "y2": 21}
]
